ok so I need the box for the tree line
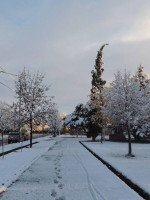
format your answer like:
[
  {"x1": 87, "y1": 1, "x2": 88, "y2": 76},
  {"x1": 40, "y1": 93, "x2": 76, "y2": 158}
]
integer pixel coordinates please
[{"x1": 64, "y1": 44, "x2": 150, "y2": 156}]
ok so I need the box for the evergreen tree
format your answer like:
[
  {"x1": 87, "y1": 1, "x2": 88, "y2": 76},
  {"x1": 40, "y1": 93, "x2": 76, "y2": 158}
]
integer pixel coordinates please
[
  {"x1": 88, "y1": 44, "x2": 108, "y2": 142},
  {"x1": 132, "y1": 65, "x2": 150, "y2": 139},
  {"x1": 64, "y1": 103, "x2": 89, "y2": 133},
  {"x1": 135, "y1": 64, "x2": 148, "y2": 90}
]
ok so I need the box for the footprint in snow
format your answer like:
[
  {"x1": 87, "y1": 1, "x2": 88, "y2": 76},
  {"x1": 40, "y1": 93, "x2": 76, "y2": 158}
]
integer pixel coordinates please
[
  {"x1": 54, "y1": 179, "x2": 59, "y2": 184},
  {"x1": 55, "y1": 162, "x2": 59, "y2": 166},
  {"x1": 51, "y1": 190, "x2": 57, "y2": 197},
  {"x1": 58, "y1": 183, "x2": 64, "y2": 189},
  {"x1": 55, "y1": 171, "x2": 59, "y2": 176}
]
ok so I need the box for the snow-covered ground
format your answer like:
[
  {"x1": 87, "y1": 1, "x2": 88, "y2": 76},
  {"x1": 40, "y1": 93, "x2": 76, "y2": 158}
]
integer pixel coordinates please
[
  {"x1": 83, "y1": 141, "x2": 150, "y2": 195},
  {"x1": 0, "y1": 135, "x2": 8, "y2": 140},
  {"x1": 0, "y1": 136, "x2": 51, "y2": 153},
  {"x1": 0, "y1": 138, "x2": 143, "y2": 200},
  {"x1": 0, "y1": 136, "x2": 56, "y2": 191},
  {"x1": 58, "y1": 134, "x2": 86, "y2": 138}
]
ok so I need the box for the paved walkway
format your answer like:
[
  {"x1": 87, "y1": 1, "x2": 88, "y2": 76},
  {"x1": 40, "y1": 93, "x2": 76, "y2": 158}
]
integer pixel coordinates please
[{"x1": 0, "y1": 138, "x2": 143, "y2": 200}]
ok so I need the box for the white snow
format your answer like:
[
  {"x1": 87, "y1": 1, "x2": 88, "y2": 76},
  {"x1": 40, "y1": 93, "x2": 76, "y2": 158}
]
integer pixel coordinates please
[
  {"x1": 64, "y1": 114, "x2": 85, "y2": 127},
  {"x1": 60, "y1": 139, "x2": 142, "y2": 200},
  {"x1": 0, "y1": 136, "x2": 56, "y2": 190},
  {"x1": 0, "y1": 135, "x2": 8, "y2": 139},
  {"x1": 0, "y1": 137, "x2": 145, "y2": 199},
  {"x1": 83, "y1": 140, "x2": 150, "y2": 195},
  {"x1": 0, "y1": 134, "x2": 52, "y2": 153}
]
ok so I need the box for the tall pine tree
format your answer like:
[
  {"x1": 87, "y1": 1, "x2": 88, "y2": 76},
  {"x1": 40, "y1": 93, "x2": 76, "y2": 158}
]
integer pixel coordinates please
[
  {"x1": 135, "y1": 64, "x2": 147, "y2": 90},
  {"x1": 88, "y1": 44, "x2": 108, "y2": 142}
]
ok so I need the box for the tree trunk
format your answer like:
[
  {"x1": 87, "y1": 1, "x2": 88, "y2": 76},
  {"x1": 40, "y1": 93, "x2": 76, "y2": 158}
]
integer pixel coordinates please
[
  {"x1": 2, "y1": 131, "x2": 4, "y2": 159},
  {"x1": 127, "y1": 126, "x2": 132, "y2": 156},
  {"x1": 101, "y1": 128, "x2": 103, "y2": 143},
  {"x1": 92, "y1": 135, "x2": 95, "y2": 142},
  {"x1": 30, "y1": 117, "x2": 33, "y2": 148}
]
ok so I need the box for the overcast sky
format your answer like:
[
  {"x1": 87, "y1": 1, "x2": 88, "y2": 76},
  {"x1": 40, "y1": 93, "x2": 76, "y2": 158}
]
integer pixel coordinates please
[{"x1": 0, "y1": 0, "x2": 150, "y2": 114}]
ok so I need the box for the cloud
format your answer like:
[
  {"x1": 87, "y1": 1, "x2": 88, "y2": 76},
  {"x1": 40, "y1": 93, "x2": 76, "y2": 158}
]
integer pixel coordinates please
[
  {"x1": 120, "y1": 19, "x2": 150, "y2": 42},
  {"x1": 0, "y1": 1, "x2": 150, "y2": 114},
  {"x1": 103, "y1": 39, "x2": 150, "y2": 83}
]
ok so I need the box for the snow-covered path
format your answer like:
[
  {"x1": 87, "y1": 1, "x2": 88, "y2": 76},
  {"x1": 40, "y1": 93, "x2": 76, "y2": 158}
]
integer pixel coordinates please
[{"x1": 0, "y1": 138, "x2": 143, "y2": 200}]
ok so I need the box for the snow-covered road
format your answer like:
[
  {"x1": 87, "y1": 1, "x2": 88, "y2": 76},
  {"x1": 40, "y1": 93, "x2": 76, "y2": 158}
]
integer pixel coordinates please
[{"x1": 0, "y1": 138, "x2": 143, "y2": 200}]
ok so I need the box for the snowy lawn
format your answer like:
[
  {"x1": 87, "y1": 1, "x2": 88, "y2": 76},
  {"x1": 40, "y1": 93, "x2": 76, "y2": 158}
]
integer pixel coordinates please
[
  {"x1": 58, "y1": 134, "x2": 87, "y2": 138},
  {"x1": 83, "y1": 141, "x2": 150, "y2": 195},
  {"x1": 0, "y1": 136, "x2": 56, "y2": 191},
  {"x1": 0, "y1": 135, "x2": 8, "y2": 140},
  {"x1": 0, "y1": 136, "x2": 49, "y2": 153}
]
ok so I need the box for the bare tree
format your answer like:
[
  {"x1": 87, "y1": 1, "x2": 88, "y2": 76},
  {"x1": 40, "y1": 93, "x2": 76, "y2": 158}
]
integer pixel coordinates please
[
  {"x1": 47, "y1": 106, "x2": 62, "y2": 136},
  {"x1": 15, "y1": 68, "x2": 52, "y2": 147},
  {"x1": 103, "y1": 70, "x2": 149, "y2": 156}
]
